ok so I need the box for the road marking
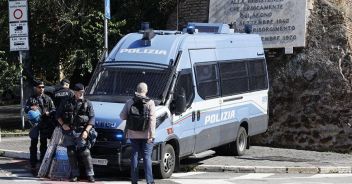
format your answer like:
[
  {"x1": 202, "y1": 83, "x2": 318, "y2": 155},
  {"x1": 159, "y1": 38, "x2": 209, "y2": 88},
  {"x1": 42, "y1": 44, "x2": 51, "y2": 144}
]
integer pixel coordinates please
[
  {"x1": 9, "y1": 176, "x2": 40, "y2": 183},
  {"x1": 168, "y1": 179, "x2": 234, "y2": 184},
  {"x1": 309, "y1": 174, "x2": 352, "y2": 178},
  {"x1": 171, "y1": 172, "x2": 206, "y2": 177},
  {"x1": 6, "y1": 168, "x2": 27, "y2": 172},
  {"x1": 11, "y1": 173, "x2": 33, "y2": 177},
  {"x1": 229, "y1": 173, "x2": 274, "y2": 180}
]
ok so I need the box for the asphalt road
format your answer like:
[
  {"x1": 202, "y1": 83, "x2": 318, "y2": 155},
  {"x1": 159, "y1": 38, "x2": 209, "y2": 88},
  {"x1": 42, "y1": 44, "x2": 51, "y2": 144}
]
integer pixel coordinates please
[{"x1": 1, "y1": 157, "x2": 352, "y2": 184}]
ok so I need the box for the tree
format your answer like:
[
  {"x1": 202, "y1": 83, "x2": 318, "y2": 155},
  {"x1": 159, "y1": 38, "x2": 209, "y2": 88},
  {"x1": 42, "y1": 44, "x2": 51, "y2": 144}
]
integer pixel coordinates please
[
  {"x1": 0, "y1": 0, "x2": 176, "y2": 88},
  {"x1": 28, "y1": 0, "x2": 125, "y2": 84},
  {"x1": 0, "y1": 51, "x2": 21, "y2": 96}
]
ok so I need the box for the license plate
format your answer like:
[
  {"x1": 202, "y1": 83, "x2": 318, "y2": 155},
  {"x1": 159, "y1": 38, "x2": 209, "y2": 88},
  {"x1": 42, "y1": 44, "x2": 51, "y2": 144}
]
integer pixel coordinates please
[{"x1": 92, "y1": 158, "x2": 108, "y2": 165}]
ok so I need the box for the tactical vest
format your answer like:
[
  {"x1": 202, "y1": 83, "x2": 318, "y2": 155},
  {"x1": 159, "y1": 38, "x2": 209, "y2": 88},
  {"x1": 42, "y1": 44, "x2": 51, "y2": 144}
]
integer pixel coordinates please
[
  {"x1": 63, "y1": 99, "x2": 89, "y2": 128},
  {"x1": 126, "y1": 97, "x2": 150, "y2": 131},
  {"x1": 29, "y1": 94, "x2": 52, "y2": 115}
]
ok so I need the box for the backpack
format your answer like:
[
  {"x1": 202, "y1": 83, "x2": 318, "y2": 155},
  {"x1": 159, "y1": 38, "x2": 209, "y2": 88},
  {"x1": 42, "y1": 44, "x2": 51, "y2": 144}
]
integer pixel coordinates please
[{"x1": 126, "y1": 97, "x2": 150, "y2": 131}]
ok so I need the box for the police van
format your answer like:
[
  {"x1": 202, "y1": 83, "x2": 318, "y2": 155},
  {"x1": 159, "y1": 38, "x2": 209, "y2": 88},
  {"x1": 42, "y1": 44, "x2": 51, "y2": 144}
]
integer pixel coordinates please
[{"x1": 86, "y1": 22, "x2": 269, "y2": 178}]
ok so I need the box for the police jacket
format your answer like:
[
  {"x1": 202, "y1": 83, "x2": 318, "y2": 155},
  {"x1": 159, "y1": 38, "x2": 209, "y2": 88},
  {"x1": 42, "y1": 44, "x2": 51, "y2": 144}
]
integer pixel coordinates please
[
  {"x1": 56, "y1": 97, "x2": 95, "y2": 129},
  {"x1": 53, "y1": 87, "x2": 74, "y2": 108},
  {"x1": 25, "y1": 94, "x2": 56, "y2": 128}
]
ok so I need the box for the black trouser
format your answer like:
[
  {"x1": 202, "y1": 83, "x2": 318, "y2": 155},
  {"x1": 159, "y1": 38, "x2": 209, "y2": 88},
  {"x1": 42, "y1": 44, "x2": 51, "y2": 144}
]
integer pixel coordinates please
[
  {"x1": 67, "y1": 146, "x2": 94, "y2": 177},
  {"x1": 63, "y1": 129, "x2": 94, "y2": 177},
  {"x1": 29, "y1": 132, "x2": 48, "y2": 167}
]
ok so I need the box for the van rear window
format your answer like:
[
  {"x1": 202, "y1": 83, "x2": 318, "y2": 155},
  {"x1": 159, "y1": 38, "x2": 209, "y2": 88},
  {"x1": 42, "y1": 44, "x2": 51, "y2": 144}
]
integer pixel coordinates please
[{"x1": 194, "y1": 59, "x2": 268, "y2": 99}]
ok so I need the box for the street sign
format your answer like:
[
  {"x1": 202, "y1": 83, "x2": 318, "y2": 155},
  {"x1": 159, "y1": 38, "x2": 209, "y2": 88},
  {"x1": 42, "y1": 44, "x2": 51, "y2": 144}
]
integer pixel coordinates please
[
  {"x1": 9, "y1": 22, "x2": 28, "y2": 37},
  {"x1": 8, "y1": 0, "x2": 28, "y2": 22},
  {"x1": 10, "y1": 36, "x2": 29, "y2": 51},
  {"x1": 105, "y1": 0, "x2": 111, "y2": 19}
]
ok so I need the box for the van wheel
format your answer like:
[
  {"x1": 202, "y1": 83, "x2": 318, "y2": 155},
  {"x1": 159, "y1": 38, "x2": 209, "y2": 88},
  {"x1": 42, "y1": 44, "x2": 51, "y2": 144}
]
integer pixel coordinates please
[
  {"x1": 234, "y1": 127, "x2": 247, "y2": 156},
  {"x1": 153, "y1": 144, "x2": 175, "y2": 179}
]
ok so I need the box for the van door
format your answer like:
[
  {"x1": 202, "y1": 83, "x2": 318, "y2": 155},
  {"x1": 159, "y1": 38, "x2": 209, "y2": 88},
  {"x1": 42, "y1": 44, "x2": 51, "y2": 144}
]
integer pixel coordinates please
[
  {"x1": 189, "y1": 49, "x2": 222, "y2": 153},
  {"x1": 171, "y1": 68, "x2": 196, "y2": 156},
  {"x1": 218, "y1": 60, "x2": 248, "y2": 144}
]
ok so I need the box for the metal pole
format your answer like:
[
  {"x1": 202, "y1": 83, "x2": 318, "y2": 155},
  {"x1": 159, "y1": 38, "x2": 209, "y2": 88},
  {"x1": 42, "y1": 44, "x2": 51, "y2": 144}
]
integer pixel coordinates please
[
  {"x1": 177, "y1": 0, "x2": 179, "y2": 30},
  {"x1": 104, "y1": 5, "x2": 108, "y2": 59},
  {"x1": 20, "y1": 51, "x2": 24, "y2": 130}
]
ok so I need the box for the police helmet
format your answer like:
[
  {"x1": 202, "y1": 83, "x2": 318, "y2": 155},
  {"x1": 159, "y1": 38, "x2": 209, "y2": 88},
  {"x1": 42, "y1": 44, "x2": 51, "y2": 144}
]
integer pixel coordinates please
[{"x1": 27, "y1": 109, "x2": 41, "y2": 123}]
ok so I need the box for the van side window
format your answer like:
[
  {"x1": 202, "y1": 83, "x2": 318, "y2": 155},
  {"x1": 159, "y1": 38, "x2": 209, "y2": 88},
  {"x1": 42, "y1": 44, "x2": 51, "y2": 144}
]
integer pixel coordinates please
[
  {"x1": 249, "y1": 59, "x2": 268, "y2": 90},
  {"x1": 174, "y1": 69, "x2": 194, "y2": 107},
  {"x1": 219, "y1": 61, "x2": 248, "y2": 96},
  {"x1": 194, "y1": 63, "x2": 220, "y2": 99}
]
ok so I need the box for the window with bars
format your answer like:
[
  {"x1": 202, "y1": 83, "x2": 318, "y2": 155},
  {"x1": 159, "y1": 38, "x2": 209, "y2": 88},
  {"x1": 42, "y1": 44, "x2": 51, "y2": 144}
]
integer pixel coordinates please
[
  {"x1": 220, "y1": 61, "x2": 249, "y2": 96},
  {"x1": 193, "y1": 59, "x2": 267, "y2": 99},
  {"x1": 194, "y1": 63, "x2": 220, "y2": 99},
  {"x1": 88, "y1": 67, "x2": 171, "y2": 101},
  {"x1": 248, "y1": 60, "x2": 268, "y2": 90}
]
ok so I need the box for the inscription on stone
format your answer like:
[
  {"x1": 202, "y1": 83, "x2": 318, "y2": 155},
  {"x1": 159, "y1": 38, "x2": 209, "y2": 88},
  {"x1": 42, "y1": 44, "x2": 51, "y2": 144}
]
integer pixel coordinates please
[{"x1": 209, "y1": 0, "x2": 307, "y2": 51}]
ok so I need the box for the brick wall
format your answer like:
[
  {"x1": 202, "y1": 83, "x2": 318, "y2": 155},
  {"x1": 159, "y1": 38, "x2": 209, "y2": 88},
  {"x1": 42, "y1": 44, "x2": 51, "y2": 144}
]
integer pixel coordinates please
[{"x1": 167, "y1": 0, "x2": 210, "y2": 30}]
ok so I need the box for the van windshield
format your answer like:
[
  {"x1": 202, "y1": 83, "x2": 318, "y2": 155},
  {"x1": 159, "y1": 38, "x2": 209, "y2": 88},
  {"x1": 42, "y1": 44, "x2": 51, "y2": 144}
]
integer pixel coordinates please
[{"x1": 86, "y1": 66, "x2": 171, "y2": 103}]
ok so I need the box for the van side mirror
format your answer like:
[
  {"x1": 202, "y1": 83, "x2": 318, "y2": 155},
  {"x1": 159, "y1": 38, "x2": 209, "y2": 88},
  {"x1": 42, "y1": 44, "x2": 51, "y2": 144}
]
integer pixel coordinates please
[{"x1": 174, "y1": 90, "x2": 187, "y2": 115}]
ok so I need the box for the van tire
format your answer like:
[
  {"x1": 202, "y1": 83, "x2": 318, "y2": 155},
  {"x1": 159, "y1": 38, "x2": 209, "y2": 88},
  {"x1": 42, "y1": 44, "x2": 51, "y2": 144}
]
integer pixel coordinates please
[
  {"x1": 153, "y1": 144, "x2": 175, "y2": 179},
  {"x1": 234, "y1": 127, "x2": 247, "y2": 156}
]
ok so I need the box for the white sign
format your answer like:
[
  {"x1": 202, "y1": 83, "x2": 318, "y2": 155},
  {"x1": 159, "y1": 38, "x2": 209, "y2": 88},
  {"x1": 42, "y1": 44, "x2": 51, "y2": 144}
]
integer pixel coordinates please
[
  {"x1": 209, "y1": 0, "x2": 307, "y2": 50},
  {"x1": 9, "y1": 22, "x2": 28, "y2": 37},
  {"x1": 9, "y1": 0, "x2": 28, "y2": 22},
  {"x1": 10, "y1": 36, "x2": 29, "y2": 51}
]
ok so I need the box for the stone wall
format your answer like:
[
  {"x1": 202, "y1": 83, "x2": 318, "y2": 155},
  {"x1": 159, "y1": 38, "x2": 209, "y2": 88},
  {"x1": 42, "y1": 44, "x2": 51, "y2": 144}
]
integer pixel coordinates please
[
  {"x1": 344, "y1": 0, "x2": 352, "y2": 49},
  {"x1": 166, "y1": 0, "x2": 352, "y2": 152},
  {"x1": 253, "y1": 0, "x2": 352, "y2": 152}
]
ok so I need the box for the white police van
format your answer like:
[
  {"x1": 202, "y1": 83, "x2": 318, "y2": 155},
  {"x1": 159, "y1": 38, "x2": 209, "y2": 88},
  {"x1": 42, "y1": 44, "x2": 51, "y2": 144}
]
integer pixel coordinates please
[{"x1": 86, "y1": 22, "x2": 269, "y2": 179}]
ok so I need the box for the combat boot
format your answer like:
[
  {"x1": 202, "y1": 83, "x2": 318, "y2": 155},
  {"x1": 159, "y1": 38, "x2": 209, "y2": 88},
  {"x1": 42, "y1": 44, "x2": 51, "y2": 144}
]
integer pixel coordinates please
[{"x1": 88, "y1": 175, "x2": 95, "y2": 183}]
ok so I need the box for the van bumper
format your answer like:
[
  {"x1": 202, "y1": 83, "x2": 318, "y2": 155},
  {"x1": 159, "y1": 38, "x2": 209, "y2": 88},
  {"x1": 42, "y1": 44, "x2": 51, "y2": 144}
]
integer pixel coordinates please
[{"x1": 91, "y1": 141, "x2": 164, "y2": 170}]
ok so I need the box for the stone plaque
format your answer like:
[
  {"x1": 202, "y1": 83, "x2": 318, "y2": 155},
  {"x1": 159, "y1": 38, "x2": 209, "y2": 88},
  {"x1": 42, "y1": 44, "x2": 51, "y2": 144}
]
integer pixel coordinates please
[{"x1": 209, "y1": 0, "x2": 307, "y2": 50}]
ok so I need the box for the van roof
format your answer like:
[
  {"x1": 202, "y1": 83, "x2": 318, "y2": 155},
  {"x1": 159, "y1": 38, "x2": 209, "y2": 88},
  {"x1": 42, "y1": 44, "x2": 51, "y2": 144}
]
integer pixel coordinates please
[{"x1": 106, "y1": 28, "x2": 262, "y2": 66}]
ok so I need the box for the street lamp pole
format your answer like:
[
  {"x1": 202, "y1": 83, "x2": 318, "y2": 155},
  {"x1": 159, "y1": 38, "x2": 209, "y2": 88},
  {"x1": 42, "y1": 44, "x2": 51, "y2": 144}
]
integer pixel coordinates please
[{"x1": 20, "y1": 51, "x2": 24, "y2": 129}]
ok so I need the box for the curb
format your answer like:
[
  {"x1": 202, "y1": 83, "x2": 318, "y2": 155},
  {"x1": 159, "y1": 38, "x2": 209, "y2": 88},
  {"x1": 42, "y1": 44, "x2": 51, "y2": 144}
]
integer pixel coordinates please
[
  {"x1": 0, "y1": 149, "x2": 31, "y2": 159},
  {"x1": 1, "y1": 149, "x2": 351, "y2": 174},
  {"x1": 194, "y1": 165, "x2": 352, "y2": 174}
]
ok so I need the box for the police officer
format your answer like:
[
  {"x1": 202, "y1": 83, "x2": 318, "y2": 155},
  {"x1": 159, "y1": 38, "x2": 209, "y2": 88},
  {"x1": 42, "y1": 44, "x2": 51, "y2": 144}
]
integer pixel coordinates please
[
  {"x1": 56, "y1": 83, "x2": 96, "y2": 183},
  {"x1": 24, "y1": 80, "x2": 56, "y2": 172},
  {"x1": 53, "y1": 78, "x2": 74, "y2": 108}
]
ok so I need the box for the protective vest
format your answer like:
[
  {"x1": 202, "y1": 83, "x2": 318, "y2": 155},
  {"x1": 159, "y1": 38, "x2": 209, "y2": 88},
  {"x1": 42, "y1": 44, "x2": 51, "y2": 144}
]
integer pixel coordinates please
[
  {"x1": 28, "y1": 94, "x2": 53, "y2": 115},
  {"x1": 63, "y1": 98, "x2": 89, "y2": 128}
]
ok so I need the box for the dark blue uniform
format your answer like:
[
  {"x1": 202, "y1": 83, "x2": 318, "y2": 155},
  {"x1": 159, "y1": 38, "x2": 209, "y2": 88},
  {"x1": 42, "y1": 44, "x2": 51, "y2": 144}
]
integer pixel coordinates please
[
  {"x1": 25, "y1": 94, "x2": 55, "y2": 168},
  {"x1": 53, "y1": 87, "x2": 74, "y2": 108}
]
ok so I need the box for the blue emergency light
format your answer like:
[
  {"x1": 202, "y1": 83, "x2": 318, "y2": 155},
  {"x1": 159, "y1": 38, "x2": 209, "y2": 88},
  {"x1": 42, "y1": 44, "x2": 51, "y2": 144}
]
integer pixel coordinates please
[
  {"x1": 186, "y1": 24, "x2": 196, "y2": 34},
  {"x1": 141, "y1": 22, "x2": 150, "y2": 31},
  {"x1": 115, "y1": 132, "x2": 124, "y2": 141}
]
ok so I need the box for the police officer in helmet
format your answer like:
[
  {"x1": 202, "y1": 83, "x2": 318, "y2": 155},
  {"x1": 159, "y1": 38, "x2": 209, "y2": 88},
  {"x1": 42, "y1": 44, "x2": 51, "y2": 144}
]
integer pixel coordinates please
[
  {"x1": 24, "y1": 80, "x2": 56, "y2": 173},
  {"x1": 56, "y1": 83, "x2": 96, "y2": 182}
]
